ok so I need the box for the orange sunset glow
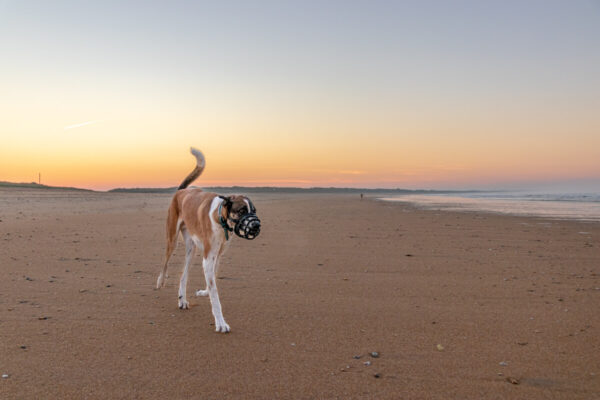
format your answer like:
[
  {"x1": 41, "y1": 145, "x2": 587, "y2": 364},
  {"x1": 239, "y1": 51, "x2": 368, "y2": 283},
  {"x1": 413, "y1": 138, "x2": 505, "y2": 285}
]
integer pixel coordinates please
[{"x1": 1, "y1": 2, "x2": 599, "y2": 191}]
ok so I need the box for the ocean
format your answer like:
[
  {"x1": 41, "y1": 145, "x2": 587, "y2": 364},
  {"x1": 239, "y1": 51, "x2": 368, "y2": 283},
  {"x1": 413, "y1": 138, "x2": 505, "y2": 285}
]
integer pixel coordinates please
[{"x1": 379, "y1": 191, "x2": 600, "y2": 222}]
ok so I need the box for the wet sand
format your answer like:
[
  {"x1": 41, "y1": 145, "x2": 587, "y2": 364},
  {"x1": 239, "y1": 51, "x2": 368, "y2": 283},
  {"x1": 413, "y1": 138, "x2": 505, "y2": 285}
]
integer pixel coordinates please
[{"x1": 1, "y1": 188, "x2": 599, "y2": 399}]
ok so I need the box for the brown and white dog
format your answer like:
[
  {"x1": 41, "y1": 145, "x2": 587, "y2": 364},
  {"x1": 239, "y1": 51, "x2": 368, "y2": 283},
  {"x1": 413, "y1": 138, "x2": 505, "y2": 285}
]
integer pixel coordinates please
[{"x1": 156, "y1": 147, "x2": 261, "y2": 333}]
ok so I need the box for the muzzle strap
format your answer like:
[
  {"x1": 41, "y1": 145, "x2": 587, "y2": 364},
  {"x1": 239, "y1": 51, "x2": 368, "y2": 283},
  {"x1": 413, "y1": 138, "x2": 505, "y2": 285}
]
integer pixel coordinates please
[{"x1": 218, "y1": 202, "x2": 233, "y2": 241}]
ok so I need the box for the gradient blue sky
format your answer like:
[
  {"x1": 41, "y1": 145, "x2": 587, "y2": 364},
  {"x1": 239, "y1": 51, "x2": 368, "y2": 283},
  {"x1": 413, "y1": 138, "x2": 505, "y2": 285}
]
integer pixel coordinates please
[{"x1": 1, "y1": 0, "x2": 599, "y2": 190}]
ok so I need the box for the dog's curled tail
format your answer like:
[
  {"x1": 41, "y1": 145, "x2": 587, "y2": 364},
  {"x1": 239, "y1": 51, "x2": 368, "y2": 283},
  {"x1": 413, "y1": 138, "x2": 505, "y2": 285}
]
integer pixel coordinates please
[{"x1": 177, "y1": 147, "x2": 205, "y2": 190}]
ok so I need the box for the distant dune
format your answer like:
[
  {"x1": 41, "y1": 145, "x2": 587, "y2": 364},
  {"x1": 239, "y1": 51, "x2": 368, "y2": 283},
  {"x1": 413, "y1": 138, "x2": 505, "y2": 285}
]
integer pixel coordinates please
[
  {"x1": 108, "y1": 187, "x2": 178, "y2": 193},
  {"x1": 1, "y1": 180, "x2": 476, "y2": 195},
  {"x1": 109, "y1": 186, "x2": 472, "y2": 195},
  {"x1": 0, "y1": 181, "x2": 94, "y2": 192}
]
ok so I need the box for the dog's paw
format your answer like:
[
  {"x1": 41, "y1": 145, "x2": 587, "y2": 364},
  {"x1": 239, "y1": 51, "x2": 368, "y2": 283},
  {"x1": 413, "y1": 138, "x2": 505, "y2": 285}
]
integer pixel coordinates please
[
  {"x1": 195, "y1": 289, "x2": 209, "y2": 297},
  {"x1": 178, "y1": 298, "x2": 189, "y2": 310},
  {"x1": 215, "y1": 320, "x2": 230, "y2": 333}
]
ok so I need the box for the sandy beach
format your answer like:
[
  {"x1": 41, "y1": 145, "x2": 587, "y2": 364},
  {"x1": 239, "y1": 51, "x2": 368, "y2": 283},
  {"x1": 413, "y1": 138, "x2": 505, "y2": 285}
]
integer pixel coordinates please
[{"x1": 1, "y1": 188, "x2": 599, "y2": 399}]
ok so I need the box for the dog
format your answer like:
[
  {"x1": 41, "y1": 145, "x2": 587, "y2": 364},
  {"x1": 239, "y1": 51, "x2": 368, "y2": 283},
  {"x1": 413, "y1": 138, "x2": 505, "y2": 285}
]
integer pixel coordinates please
[{"x1": 156, "y1": 147, "x2": 261, "y2": 333}]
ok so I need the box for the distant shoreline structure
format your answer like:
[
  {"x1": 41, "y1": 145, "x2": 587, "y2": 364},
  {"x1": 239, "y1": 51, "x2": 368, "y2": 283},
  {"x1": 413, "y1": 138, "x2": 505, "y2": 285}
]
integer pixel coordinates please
[{"x1": 0, "y1": 181, "x2": 478, "y2": 195}]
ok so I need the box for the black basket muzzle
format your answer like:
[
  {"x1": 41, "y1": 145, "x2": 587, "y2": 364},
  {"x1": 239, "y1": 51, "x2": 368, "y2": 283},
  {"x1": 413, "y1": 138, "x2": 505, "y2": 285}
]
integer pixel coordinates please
[{"x1": 233, "y1": 213, "x2": 261, "y2": 240}]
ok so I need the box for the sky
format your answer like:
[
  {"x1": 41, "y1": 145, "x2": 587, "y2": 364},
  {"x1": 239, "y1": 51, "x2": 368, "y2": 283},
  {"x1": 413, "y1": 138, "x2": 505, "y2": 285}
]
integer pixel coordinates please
[{"x1": 1, "y1": 0, "x2": 599, "y2": 191}]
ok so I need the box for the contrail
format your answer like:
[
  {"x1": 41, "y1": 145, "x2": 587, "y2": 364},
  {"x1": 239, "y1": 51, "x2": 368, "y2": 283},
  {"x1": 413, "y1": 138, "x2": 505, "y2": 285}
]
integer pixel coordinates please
[{"x1": 64, "y1": 120, "x2": 98, "y2": 130}]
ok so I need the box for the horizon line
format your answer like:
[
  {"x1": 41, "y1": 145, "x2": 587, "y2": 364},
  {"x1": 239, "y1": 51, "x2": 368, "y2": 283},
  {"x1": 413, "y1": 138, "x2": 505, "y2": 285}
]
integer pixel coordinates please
[{"x1": 0, "y1": 180, "x2": 489, "y2": 193}]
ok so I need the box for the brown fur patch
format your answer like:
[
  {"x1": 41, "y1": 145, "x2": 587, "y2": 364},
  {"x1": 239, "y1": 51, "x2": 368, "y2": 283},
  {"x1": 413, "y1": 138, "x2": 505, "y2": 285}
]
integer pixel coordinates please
[{"x1": 172, "y1": 189, "x2": 218, "y2": 258}]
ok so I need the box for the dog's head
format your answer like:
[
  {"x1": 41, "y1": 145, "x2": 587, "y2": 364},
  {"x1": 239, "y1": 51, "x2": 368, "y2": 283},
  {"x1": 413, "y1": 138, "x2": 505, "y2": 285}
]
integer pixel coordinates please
[{"x1": 219, "y1": 195, "x2": 261, "y2": 240}]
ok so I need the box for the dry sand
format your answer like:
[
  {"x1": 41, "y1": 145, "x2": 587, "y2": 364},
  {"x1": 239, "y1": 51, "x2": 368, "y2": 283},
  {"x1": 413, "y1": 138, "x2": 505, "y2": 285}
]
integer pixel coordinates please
[{"x1": 1, "y1": 188, "x2": 599, "y2": 399}]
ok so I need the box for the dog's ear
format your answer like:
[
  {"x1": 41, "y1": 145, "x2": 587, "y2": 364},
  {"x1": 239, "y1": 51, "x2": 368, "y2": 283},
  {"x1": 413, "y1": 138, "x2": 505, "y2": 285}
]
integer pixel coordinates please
[
  {"x1": 248, "y1": 199, "x2": 256, "y2": 213},
  {"x1": 218, "y1": 195, "x2": 232, "y2": 207}
]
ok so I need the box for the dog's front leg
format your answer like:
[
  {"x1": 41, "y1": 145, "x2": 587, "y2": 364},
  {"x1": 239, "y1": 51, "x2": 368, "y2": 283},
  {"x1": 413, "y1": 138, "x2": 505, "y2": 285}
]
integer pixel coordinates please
[{"x1": 202, "y1": 252, "x2": 230, "y2": 333}]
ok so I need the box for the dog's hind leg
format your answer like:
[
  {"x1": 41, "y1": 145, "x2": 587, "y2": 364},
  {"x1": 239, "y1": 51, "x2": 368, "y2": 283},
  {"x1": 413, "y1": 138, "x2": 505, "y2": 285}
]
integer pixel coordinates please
[
  {"x1": 194, "y1": 241, "x2": 208, "y2": 297},
  {"x1": 202, "y1": 251, "x2": 230, "y2": 333},
  {"x1": 177, "y1": 228, "x2": 196, "y2": 309},
  {"x1": 157, "y1": 199, "x2": 180, "y2": 289},
  {"x1": 195, "y1": 256, "x2": 209, "y2": 297},
  {"x1": 157, "y1": 234, "x2": 177, "y2": 288}
]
